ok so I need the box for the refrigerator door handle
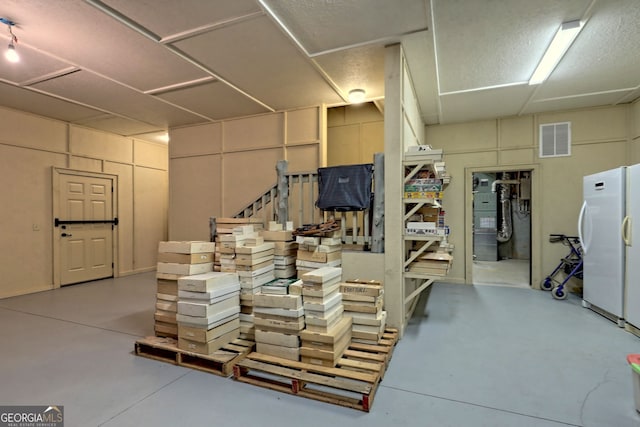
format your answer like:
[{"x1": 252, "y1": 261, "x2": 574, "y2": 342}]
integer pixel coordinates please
[
  {"x1": 622, "y1": 215, "x2": 631, "y2": 246},
  {"x1": 578, "y1": 201, "x2": 589, "y2": 253}
]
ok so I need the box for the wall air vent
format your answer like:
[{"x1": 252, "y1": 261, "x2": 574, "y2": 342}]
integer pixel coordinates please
[{"x1": 539, "y1": 122, "x2": 571, "y2": 158}]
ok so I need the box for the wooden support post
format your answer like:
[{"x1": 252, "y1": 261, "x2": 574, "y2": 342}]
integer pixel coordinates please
[
  {"x1": 372, "y1": 152, "x2": 385, "y2": 253},
  {"x1": 276, "y1": 160, "x2": 289, "y2": 226},
  {"x1": 352, "y1": 212, "x2": 357, "y2": 244},
  {"x1": 209, "y1": 217, "x2": 217, "y2": 242},
  {"x1": 309, "y1": 173, "x2": 315, "y2": 224},
  {"x1": 298, "y1": 174, "x2": 304, "y2": 227},
  {"x1": 269, "y1": 187, "x2": 277, "y2": 222}
]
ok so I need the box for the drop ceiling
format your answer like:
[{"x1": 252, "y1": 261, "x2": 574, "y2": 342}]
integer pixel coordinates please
[{"x1": 0, "y1": 0, "x2": 638, "y2": 144}]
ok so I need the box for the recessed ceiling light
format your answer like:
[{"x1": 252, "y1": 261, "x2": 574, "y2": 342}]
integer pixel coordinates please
[{"x1": 348, "y1": 89, "x2": 366, "y2": 104}]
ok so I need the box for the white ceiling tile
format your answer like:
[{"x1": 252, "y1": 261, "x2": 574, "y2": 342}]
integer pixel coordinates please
[
  {"x1": 0, "y1": 81, "x2": 104, "y2": 123},
  {"x1": 101, "y1": 0, "x2": 261, "y2": 38},
  {"x1": 262, "y1": 0, "x2": 428, "y2": 54},
  {"x1": 534, "y1": 0, "x2": 640, "y2": 99},
  {"x1": 31, "y1": 71, "x2": 205, "y2": 128},
  {"x1": 313, "y1": 44, "x2": 386, "y2": 100},
  {"x1": 157, "y1": 81, "x2": 270, "y2": 120},
  {"x1": 439, "y1": 84, "x2": 535, "y2": 124},
  {"x1": 0, "y1": 45, "x2": 74, "y2": 85},
  {"x1": 174, "y1": 15, "x2": 343, "y2": 110},
  {"x1": 1, "y1": 0, "x2": 208, "y2": 91},
  {"x1": 434, "y1": 0, "x2": 591, "y2": 93},
  {"x1": 521, "y1": 91, "x2": 632, "y2": 115},
  {"x1": 75, "y1": 115, "x2": 163, "y2": 136}
]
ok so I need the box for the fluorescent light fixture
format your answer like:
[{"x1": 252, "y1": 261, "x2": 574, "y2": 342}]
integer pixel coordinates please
[
  {"x1": 348, "y1": 89, "x2": 366, "y2": 104},
  {"x1": 529, "y1": 20, "x2": 583, "y2": 85}
]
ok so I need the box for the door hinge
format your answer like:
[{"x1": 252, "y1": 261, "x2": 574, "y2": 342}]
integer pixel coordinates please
[{"x1": 112, "y1": 262, "x2": 114, "y2": 268}]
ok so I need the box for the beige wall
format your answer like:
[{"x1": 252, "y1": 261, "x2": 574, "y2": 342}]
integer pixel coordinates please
[
  {"x1": 0, "y1": 106, "x2": 168, "y2": 299},
  {"x1": 168, "y1": 106, "x2": 323, "y2": 241},
  {"x1": 327, "y1": 103, "x2": 384, "y2": 166},
  {"x1": 425, "y1": 104, "x2": 633, "y2": 287}
]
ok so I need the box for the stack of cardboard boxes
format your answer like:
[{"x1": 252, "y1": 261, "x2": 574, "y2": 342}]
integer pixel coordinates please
[
  {"x1": 407, "y1": 252, "x2": 453, "y2": 276},
  {"x1": 235, "y1": 236, "x2": 275, "y2": 341},
  {"x1": 262, "y1": 221, "x2": 297, "y2": 279},
  {"x1": 295, "y1": 235, "x2": 342, "y2": 278},
  {"x1": 155, "y1": 241, "x2": 216, "y2": 338},
  {"x1": 300, "y1": 267, "x2": 351, "y2": 366},
  {"x1": 213, "y1": 218, "x2": 264, "y2": 272},
  {"x1": 176, "y1": 271, "x2": 241, "y2": 354},
  {"x1": 340, "y1": 279, "x2": 387, "y2": 344},
  {"x1": 253, "y1": 281, "x2": 305, "y2": 361}
]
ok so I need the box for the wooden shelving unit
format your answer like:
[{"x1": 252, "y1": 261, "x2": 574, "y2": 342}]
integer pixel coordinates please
[{"x1": 402, "y1": 154, "x2": 451, "y2": 321}]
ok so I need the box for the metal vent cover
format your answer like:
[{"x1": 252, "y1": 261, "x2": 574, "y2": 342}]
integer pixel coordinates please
[{"x1": 539, "y1": 122, "x2": 571, "y2": 158}]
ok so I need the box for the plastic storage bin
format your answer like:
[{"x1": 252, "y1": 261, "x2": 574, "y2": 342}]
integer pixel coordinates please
[{"x1": 626, "y1": 354, "x2": 640, "y2": 412}]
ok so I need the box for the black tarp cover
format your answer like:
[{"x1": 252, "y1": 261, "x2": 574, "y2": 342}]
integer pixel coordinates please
[{"x1": 316, "y1": 164, "x2": 373, "y2": 211}]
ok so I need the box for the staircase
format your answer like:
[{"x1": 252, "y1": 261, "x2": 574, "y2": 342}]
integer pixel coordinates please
[{"x1": 232, "y1": 155, "x2": 385, "y2": 252}]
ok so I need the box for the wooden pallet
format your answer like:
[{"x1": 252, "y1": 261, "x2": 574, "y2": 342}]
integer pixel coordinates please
[
  {"x1": 135, "y1": 336, "x2": 255, "y2": 377},
  {"x1": 342, "y1": 328, "x2": 399, "y2": 379},
  {"x1": 233, "y1": 328, "x2": 399, "y2": 412}
]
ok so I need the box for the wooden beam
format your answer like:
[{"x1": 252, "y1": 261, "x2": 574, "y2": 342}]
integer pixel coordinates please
[
  {"x1": 276, "y1": 160, "x2": 288, "y2": 225},
  {"x1": 372, "y1": 152, "x2": 384, "y2": 253}
]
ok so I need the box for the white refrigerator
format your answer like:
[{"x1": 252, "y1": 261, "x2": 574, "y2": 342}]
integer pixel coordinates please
[
  {"x1": 625, "y1": 164, "x2": 640, "y2": 328},
  {"x1": 578, "y1": 167, "x2": 626, "y2": 326}
]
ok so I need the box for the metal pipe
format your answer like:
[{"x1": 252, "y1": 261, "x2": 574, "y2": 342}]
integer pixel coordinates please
[{"x1": 491, "y1": 179, "x2": 520, "y2": 193}]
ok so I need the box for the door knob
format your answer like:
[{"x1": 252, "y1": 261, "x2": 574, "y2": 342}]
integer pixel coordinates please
[{"x1": 61, "y1": 233, "x2": 72, "y2": 237}]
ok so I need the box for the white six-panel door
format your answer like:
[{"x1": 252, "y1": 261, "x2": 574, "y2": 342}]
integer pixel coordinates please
[{"x1": 57, "y1": 172, "x2": 114, "y2": 285}]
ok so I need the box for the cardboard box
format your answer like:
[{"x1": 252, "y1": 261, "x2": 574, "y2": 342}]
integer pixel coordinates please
[
  {"x1": 177, "y1": 271, "x2": 239, "y2": 293},
  {"x1": 158, "y1": 241, "x2": 216, "y2": 254},
  {"x1": 300, "y1": 316, "x2": 351, "y2": 345},
  {"x1": 178, "y1": 329, "x2": 239, "y2": 354},
  {"x1": 178, "y1": 317, "x2": 240, "y2": 343},
  {"x1": 253, "y1": 306, "x2": 304, "y2": 318},
  {"x1": 302, "y1": 291, "x2": 342, "y2": 313},
  {"x1": 256, "y1": 342, "x2": 300, "y2": 361},
  {"x1": 296, "y1": 249, "x2": 342, "y2": 263},
  {"x1": 157, "y1": 279, "x2": 178, "y2": 296},
  {"x1": 261, "y1": 230, "x2": 294, "y2": 241},
  {"x1": 157, "y1": 252, "x2": 213, "y2": 264},
  {"x1": 255, "y1": 329, "x2": 300, "y2": 348},
  {"x1": 177, "y1": 294, "x2": 240, "y2": 317},
  {"x1": 340, "y1": 282, "x2": 383, "y2": 297},
  {"x1": 254, "y1": 293, "x2": 302, "y2": 310},
  {"x1": 342, "y1": 297, "x2": 383, "y2": 314},
  {"x1": 234, "y1": 243, "x2": 275, "y2": 254},
  {"x1": 254, "y1": 315, "x2": 305, "y2": 333},
  {"x1": 176, "y1": 307, "x2": 240, "y2": 328},
  {"x1": 157, "y1": 262, "x2": 214, "y2": 275},
  {"x1": 301, "y1": 266, "x2": 342, "y2": 284}
]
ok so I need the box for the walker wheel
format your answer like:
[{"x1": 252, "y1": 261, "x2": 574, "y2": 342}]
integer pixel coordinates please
[
  {"x1": 552, "y1": 286, "x2": 567, "y2": 300},
  {"x1": 540, "y1": 278, "x2": 554, "y2": 291}
]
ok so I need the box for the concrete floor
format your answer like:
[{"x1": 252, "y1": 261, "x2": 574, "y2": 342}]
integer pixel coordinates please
[
  {"x1": 473, "y1": 259, "x2": 530, "y2": 288},
  {"x1": 1, "y1": 272, "x2": 640, "y2": 426}
]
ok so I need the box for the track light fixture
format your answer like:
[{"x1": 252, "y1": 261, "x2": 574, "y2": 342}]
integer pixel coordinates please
[{"x1": 1, "y1": 17, "x2": 19, "y2": 63}]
